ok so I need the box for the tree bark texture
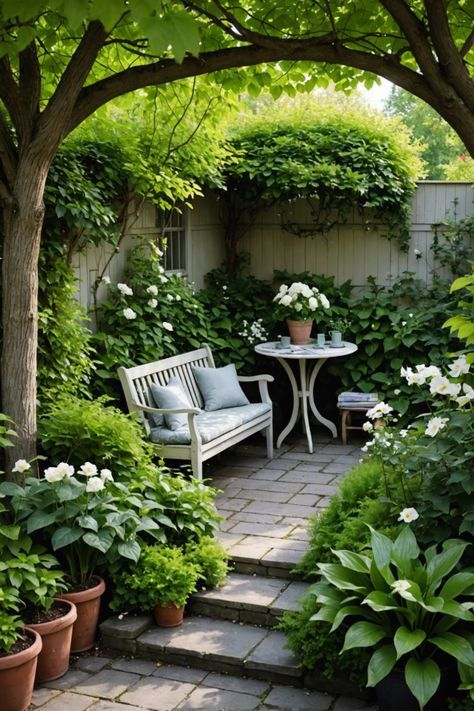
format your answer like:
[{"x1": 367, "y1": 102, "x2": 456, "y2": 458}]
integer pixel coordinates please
[{"x1": 1, "y1": 155, "x2": 48, "y2": 479}]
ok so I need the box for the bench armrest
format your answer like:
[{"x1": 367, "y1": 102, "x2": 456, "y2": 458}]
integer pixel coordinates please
[
  {"x1": 237, "y1": 374, "x2": 274, "y2": 406},
  {"x1": 131, "y1": 401, "x2": 202, "y2": 444}
]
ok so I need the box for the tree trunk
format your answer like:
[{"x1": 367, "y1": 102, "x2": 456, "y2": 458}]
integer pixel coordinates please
[{"x1": 1, "y1": 155, "x2": 49, "y2": 481}]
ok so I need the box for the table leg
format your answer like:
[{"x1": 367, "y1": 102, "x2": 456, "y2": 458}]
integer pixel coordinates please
[
  {"x1": 275, "y1": 357, "x2": 299, "y2": 449},
  {"x1": 299, "y1": 358, "x2": 314, "y2": 453},
  {"x1": 308, "y1": 358, "x2": 338, "y2": 438}
]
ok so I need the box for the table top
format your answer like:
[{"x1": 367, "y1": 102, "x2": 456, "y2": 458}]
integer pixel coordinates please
[{"x1": 255, "y1": 340, "x2": 358, "y2": 360}]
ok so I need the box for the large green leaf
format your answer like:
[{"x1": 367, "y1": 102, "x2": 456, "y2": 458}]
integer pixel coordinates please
[
  {"x1": 369, "y1": 527, "x2": 394, "y2": 583},
  {"x1": 117, "y1": 540, "x2": 140, "y2": 562},
  {"x1": 317, "y1": 563, "x2": 369, "y2": 592},
  {"x1": 430, "y1": 632, "x2": 474, "y2": 667},
  {"x1": 394, "y1": 627, "x2": 426, "y2": 660},
  {"x1": 392, "y1": 526, "x2": 419, "y2": 566},
  {"x1": 405, "y1": 658, "x2": 440, "y2": 710},
  {"x1": 26, "y1": 510, "x2": 57, "y2": 533},
  {"x1": 83, "y1": 530, "x2": 113, "y2": 553},
  {"x1": 426, "y1": 541, "x2": 469, "y2": 589},
  {"x1": 330, "y1": 605, "x2": 365, "y2": 632},
  {"x1": 331, "y1": 549, "x2": 371, "y2": 573},
  {"x1": 439, "y1": 572, "x2": 474, "y2": 600},
  {"x1": 341, "y1": 621, "x2": 387, "y2": 652},
  {"x1": 362, "y1": 591, "x2": 399, "y2": 612},
  {"x1": 367, "y1": 644, "x2": 397, "y2": 687},
  {"x1": 51, "y1": 526, "x2": 82, "y2": 550}
]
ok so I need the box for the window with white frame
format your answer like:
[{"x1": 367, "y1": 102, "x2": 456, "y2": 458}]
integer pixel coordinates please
[{"x1": 155, "y1": 209, "x2": 187, "y2": 273}]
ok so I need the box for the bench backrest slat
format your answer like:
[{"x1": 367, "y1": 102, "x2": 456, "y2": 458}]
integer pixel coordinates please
[{"x1": 118, "y1": 345, "x2": 215, "y2": 430}]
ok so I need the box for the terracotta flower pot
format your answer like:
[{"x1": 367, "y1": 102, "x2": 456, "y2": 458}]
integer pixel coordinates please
[
  {"x1": 0, "y1": 627, "x2": 42, "y2": 711},
  {"x1": 60, "y1": 576, "x2": 105, "y2": 652},
  {"x1": 26, "y1": 599, "x2": 77, "y2": 683},
  {"x1": 287, "y1": 319, "x2": 313, "y2": 345},
  {"x1": 153, "y1": 602, "x2": 185, "y2": 627}
]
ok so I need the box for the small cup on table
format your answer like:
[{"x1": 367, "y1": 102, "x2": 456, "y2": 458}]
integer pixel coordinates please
[
  {"x1": 316, "y1": 333, "x2": 326, "y2": 347},
  {"x1": 280, "y1": 336, "x2": 291, "y2": 348}
]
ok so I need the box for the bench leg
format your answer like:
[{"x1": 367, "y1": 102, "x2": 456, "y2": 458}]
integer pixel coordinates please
[
  {"x1": 264, "y1": 422, "x2": 273, "y2": 459},
  {"x1": 341, "y1": 410, "x2": 350, "y2": 445},
  {"x1": 191, "y1": 448, "x2": 203, "y2": 480}
]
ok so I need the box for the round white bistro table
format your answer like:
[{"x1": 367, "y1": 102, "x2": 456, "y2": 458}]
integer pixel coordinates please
[{"x1": 255, "y1": 340, "x2": 358, "y2": 453}]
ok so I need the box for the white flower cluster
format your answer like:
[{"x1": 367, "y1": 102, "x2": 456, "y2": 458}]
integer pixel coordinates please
[
  {"x1": 401, "y1": 356, "x2": 473, "y2": 408},
  {"x1": 273, "y1": 282, "x2": 330, "y2": 319},
  {"x1": 239, "y1": 319, "x2": 268, "y2": 344},
  {"x1": 13, "y1": 459, "x2": 114, "y2": 493},
  {"x1": 123, "y1": 307, "x2": 137, "y2": 320},
  {"x1": 117, "y1": 283, "x2": 133, "y2": 296},
  {"x1": 360, "y1": 427, "x2": 402, "y2": 454},
  {"x1": 366, "y1": 401, "x2": 393, "y2": 420}
]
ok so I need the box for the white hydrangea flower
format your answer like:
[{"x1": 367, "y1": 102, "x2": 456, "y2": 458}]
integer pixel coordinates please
[
  {"x1": 320, "y1": 294, "x2": 330, "y2": 309},
  {"x1": 449, "y1": 355, "x2": 470, "y2": 378},
  {"x1": 117, "y1": 283, "x2": 133, "y2": 296},
  {"x1": 102, "y1": 275, "x2": 111, "y2": 285},
  {"x1": 163, "y1": 322, "x2": 173, "y2": 332},
  {"x1": 279, "y1": 294, "x2": 292, "y2": 306},
  {"x1": 425, "y1": 416, "x2": 449, "y2": 437},
  {"x1": 159, "y1": 275, "x2": 168, "y2": 283},
  {"x1": 86, "y1": 476, "x2": 105, "y2": 493},
  {"x1": 12, "y1": 459, "x2": 31, "y2": 473},
  {"x1": 123, "y1": 308, "x2": 137, "y2": 320},
  {"x1": 175, "y1": 295, "x2": 181, "y2": 302},
  {"x1": 398, "y1": 507, "x2": 419, "y2": 523},
  {"x1": 148, "y1": 298, "x2": 158, "y2": 308},
  {"x1": 79, "y1": 462, "x2": 98, "y2": 477},
  {"x1": 100, "y1": 469, "x2": 114, "y2": 482},
  {"x1": 308, "y1": 296, "x2": 318, "y2": 310},
  {"x1": 167, "y1": 294, "x2": 174, "y2": 301},
  {"x1": 146, "y1": 285, "x2": 158, "y2": 296},
  {"x1": 366, "y1": 402, "x2": 393, "y2": 420},
  {"x1": 362, "y1": 422, "x2": 373, "y2": 433}
]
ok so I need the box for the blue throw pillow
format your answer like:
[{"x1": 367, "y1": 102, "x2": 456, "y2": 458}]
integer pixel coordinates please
[
  {"x1": 192, "y1": 364, "x2": 250, "y2": 412},
  {"x1": 150, "y1": 376, "x2": 194, "y2": 431}
]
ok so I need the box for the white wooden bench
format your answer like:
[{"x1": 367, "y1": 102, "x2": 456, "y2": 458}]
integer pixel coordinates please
[{"x1": 118, "y1": 345, "x2": 274, "y2": 479}]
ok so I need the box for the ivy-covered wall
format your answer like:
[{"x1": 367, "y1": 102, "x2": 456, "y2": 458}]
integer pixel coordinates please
[{"x1": 72, "y1": 182, "x2": 473, "y2": 315}]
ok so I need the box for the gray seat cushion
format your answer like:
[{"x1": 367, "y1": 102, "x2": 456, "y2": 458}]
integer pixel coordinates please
[{"x1": 149, "y1": 403, "x2": 271, "y2": 445}]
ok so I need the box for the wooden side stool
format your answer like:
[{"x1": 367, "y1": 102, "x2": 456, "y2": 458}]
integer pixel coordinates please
[{"x1": 339, "y1": 406, "x2": 370, "y2": 444}]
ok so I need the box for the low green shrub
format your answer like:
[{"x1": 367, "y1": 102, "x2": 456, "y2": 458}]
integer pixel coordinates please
[
  {"x1": 185, "y1": 535, "x2": 230, "y2": 588},
  {"x1": 110, "y1": 545, "x2": 200, "y2": 612},
  {"x1": 295, "y1": 458, "x2": 399, "y2": 579},
  {"x1": 38, "y1": 396, "x2": 156, "y2": 481},
  {"x1": 134, "y1": 470, "x2": 222, "y2": 546},
  {"x1": 280, "y1": 458, "x2": 400, "y2": 685}
]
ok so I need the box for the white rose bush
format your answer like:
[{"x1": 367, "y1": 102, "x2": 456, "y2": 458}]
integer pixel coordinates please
[
  {"x1": 360, "y1": 353, "x2": 474, "y2": 543},
  {"x1": 0, "y1": 459, "x2": 163, "y2": 590},
  {"x1": 273, "y1": 282, "x2": 330, "y2": 321}
]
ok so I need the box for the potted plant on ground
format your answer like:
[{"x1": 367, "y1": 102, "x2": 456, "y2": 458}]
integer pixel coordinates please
[
  {"x1": 111, "y1": 545, "x2": 200, "y2": 627},
  {"x1": 0, "y1": 553, "x2": 42, "y2": 711},
  {"x1": 0, "y1": 522, "x2": 75, "y2": 683},
  {"x1": 1, "y1": 459, "x2": 162, "y2": 652},
  {"x1": 310, "y1": 521, "x2": 474, "y2": 710}
]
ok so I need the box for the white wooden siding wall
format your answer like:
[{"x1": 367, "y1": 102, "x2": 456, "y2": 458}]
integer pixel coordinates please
[
  {"x1": 239, "y1": 182, "x2": 473, "y2": 287},
  {"x1": 73, "y1": 182, "x2": 473, "y2": 315}
]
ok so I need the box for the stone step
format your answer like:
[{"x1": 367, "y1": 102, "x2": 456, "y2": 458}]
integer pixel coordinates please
[
  {"x1": 100, "y1": 614, "x2": 303, "y2": 686},
  {"x1": 217, "y1": 532, "x2": 309, "y2": 580},
  {"x1": 187, "y1": 572, "x2": 309, "y2": 627},
  {"x1": 99, "y1": 613, "x2": 366, "y2": 699}
]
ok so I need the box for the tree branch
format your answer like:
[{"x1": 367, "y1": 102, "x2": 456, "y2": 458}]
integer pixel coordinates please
[
  {"x1": 0, "y1": 111, "x2": 18, "y2": 189},
  {"x1": 0, "y1": 56, "x2": 22, "y2": 135},
  {"x1": 424, "y1": 0, "x2": 474, "y2": 110},
  {"x1": 19, "y1": 41, "x2": 42, "y2": 143},
  {"x1": 34, "y1": 20, "x2": 108, "y2": 160},
  {"x1": 378, "y1": 0, "x2": 442, "y2": 87}
]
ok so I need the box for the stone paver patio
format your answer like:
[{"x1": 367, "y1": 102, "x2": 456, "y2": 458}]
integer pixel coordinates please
[{"x1": 32, "y1": 430, "x2": 375, "y2": 711}]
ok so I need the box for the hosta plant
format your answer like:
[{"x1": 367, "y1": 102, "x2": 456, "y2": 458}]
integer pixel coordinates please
[{"x1": 310, "y1": 524, "x2": 474, "y2": 710}]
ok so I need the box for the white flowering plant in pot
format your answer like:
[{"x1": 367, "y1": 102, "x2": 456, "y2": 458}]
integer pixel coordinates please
[
  {"x1": 273, "y1": 282, "x2": 330, "y2": 321},
  {"x1": 0, "y1": 460, "x2": 163, "y2": 591},
  {"x1": 310, "y1": 519, "x2": 474, "y2": 710}
]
